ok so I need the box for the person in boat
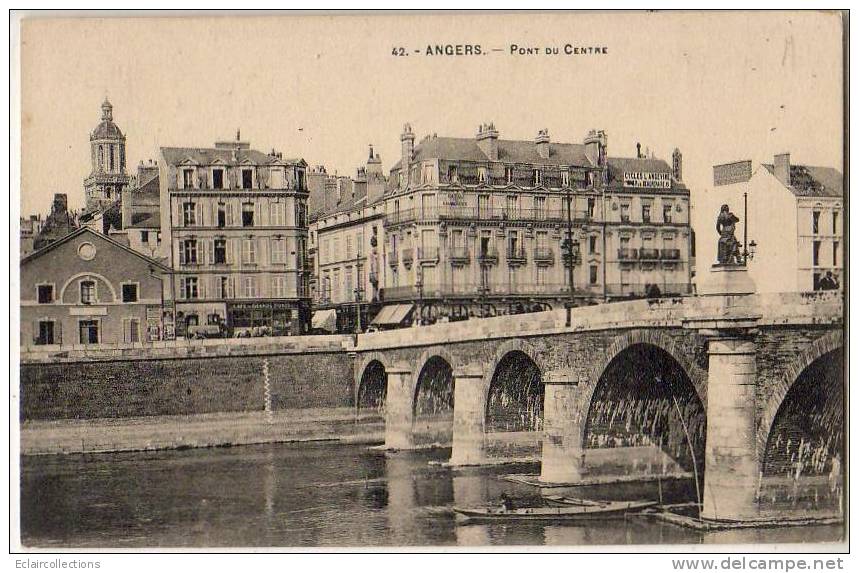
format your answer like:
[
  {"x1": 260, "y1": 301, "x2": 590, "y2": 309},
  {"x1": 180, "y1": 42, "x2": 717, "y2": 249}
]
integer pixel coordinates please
[{"x1": 499, "y1": 493, "x2": 515, "y2": 511}]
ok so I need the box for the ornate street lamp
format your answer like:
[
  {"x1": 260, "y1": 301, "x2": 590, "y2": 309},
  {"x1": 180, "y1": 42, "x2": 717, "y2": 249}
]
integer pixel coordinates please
[{"x1": 741, "y1": 192, "x2": 757, "y2": 265}]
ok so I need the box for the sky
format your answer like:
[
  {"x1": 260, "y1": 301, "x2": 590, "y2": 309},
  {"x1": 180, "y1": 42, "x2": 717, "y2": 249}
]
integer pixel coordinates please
[{"x1": 18, "y1": 11, "x2": 844, "y2": 217}]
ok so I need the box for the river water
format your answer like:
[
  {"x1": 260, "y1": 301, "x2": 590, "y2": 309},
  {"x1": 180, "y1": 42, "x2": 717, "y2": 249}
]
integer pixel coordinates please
[{"x1": 20, "y1": 442, "x2": 843, "y2": 548}]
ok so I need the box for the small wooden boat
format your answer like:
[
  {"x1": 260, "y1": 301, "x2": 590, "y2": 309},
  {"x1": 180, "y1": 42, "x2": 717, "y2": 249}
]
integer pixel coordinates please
[
  {"x1": 543, "y1": 495, "x2": 608, "y2": 507},
  {"x1": 453, "y1": 500, "x2": 657, "y2": 522}
]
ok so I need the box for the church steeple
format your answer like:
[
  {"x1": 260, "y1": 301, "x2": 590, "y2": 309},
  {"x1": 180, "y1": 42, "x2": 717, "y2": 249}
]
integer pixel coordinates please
[{"x1": 84, "y1": 97, "x2": 130, "y2": 216}]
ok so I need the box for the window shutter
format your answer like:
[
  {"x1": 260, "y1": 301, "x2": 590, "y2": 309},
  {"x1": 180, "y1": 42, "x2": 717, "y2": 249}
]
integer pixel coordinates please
[
  {"x1": 226, "y1": 203, "x2": 234, "y2": 226},
  {"x1": 225, "y1": 169, "x2": 232, "y2": 190},
  {"x1": 210, "y1": 202, "x2": 216, "y2": 226},
  {"x1": 229, "y1": 277, "x2": 236, "y2": 298},
  {"x1": 196, "y1": 203, "x2": 204, "y2": 226},
  {"x1": 209, "y1": 239, "x2": 216, "y2": 264},
  {"x1": 225, "y1": 240, "x2": 233, "y2": 264},
  {"x1": 179, "y1": 242, "x2": 186, "y2": 265},
  {"x1": 173, "y1": 203, "x2": 181, "y2": 227},
  {"x1": 199, "y1": 277, "x2": 207, "y2": 299},
  {"x1": 56, "y1": 321, "x2": 62, "y2": 345},
  {"x1": 254, "y1": 203, "x2": 262, "y2": 226},
  {"x1": 177, "y1": 169, "x2": 184, "y2": 190},
  {"x1": 259, "y1": 237, "x2": 268, "y2": 265}
]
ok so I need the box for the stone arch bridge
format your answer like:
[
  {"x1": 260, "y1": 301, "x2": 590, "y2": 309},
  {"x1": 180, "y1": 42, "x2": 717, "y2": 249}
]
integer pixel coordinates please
[{"x1": 350, "y1": 290, "x2": 843, "y2": 522}]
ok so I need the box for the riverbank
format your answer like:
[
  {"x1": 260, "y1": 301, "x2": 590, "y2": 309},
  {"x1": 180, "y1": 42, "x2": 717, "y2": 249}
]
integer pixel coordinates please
[{"x1": 20, "y1": 408, "x2": 385, "y2": 456}]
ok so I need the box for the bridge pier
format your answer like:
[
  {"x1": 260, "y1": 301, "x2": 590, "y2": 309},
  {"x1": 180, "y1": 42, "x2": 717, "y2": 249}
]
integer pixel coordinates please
[
  {"x1": 539, "y1": 370, "x2": 585, "y2": 484},
  {"x1": 450, "y1": 366, "x2": 487, "y2": 466},
  {"x1": 384, "y1": 365, "x2": 415, "y2": 449},
  {"x1": 701, "y1": 336, "x2": 760, "y2": 521}
]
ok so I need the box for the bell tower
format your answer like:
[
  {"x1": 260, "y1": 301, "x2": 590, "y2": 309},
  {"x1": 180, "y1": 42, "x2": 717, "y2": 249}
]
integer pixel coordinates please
[{"x1": 83, "y1": 97, "x2": 130, "y2": 213}]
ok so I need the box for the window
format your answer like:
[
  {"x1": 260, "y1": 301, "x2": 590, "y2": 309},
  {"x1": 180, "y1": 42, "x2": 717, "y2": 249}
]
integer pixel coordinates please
[
  {"x1": 534, "y1": 196, "x2": 546, "y2": 219},
  {"x1": 217, "y1": 204, "x2": 227, "y2": 227},
  {"x1": 620, "y1": 202, "x2": 630, "y2": 222},
  {"x1": 448, "y1": 165, "x2": 458, "y2": 183},
  {"x1": 345, "y1": 266, "x2": 353, "y2": 300},
  {"x1": 242, "y1": 169, "x2": 254, "y2": 189},
  {"x1": 37, "y1": 285, "x2": 53, "y2": 304},
  {"x1": 270, "y1": 168, "x2": 285, "y2": 188},
  {"x1": 589, "y1": 265, "x2": 598, "y2": 285},
  {"x1": 270, "y1": 202, "x2": 286, "y2": 226},
  {"x1": 214, "y1": 239, "x2": 227, "y2": 264},
  {"x1": 533, "y1": 169, "x2": 542, "y2": 186},
  {"x1": 121, "y1": 283, "x2": 138, "y2": 303},
  {"x1": 242, "y1": 203, "x2": 255, "y2": 227},
  {"x1": 179, "y1": 239, "x2": 198, "y2": 265},
  {"x1": 36, "y1": 321, "x2": 55, "y2": 345},
  {"x1": 141, "y1": 230, "x2": 150, "y2": 243},
  {"x1": 478, "y1": 194, "x2": 490, "y2": 216},
  {"x1": 123, "y1": 318, "x2": 140, "y2": 343},
  {"x1": 242, "y1": 239, "x2": 257, "y2": 264},
  {"x1": 536, "y1": 266, "x2": 547, "y2": 285},
  {"x1": 812, "y1": 210, "x2": 820, "y2": 234},
  {"x1": 561, "y1": 170, "x2": 570, "y2": 187},
  {"x1": 271, "y1": 238, "x2": 287, "y2": 264},
  {"x1": 272, "y1": 276, "x2": 287, "y2": 298},
  {"x1": 536, "y1": 230, "x2": 548, "y2": 249},
  {"x1": 589, "y1": 235, "x2": 597, "y2": 254},
  {"x1": 642, "y1": 204, "x2": 652, "y2": 224},
  {"x1": 242, "y1": 277, "x2": 258, "y2": 298},
  {"x1": 833, "y1": 242, "x2": 840, "y2": 267},
  {"x1": 478, "y1": 167, "x2": 488, "y2": 183},
  {"x1": 219, "y1": 276, "x2": 232, "y2": 299},
  {"x1": 833, "y1": 211, "x2": 839, "y2": 234},
  {"x1": 663, "y1": 203, "x2": 673, "y2": 223},
  {"x1": 812, "y1": 241, "x2": 821, "y2": 266},
  {"x1": 505, "y1": 165, "x2": 514, "y2": 184},
  {"x1": 79, "y1": 320, "x2": 99, "y2": 344},
  {"x1": 296, "y1": 201, "x2": 307, "y2": 227},
  {"x1": 183, "y1": 202, "x2": 196, "y2": 226},
  {"x1": 80, "y1": 280, "x2": 96, "y2": 305},
  {"x1": 212, "y1": 169, "x2": 224, "y2": 189},
  {"x1": 182, "y1": 169, "x2": 194, "y2": 189},
  {"x1": 181, "y1": 277, "x2": 199, "y2": 299},
  {"x1": 587, "y1": 197, "x2": 596, "y2": 219},
  {"x1": 346, "y1": 234, "x2": 353, "y2": 259},
  {"x1": 506, "y1": 195, "x2": 519, "y2": 218}
]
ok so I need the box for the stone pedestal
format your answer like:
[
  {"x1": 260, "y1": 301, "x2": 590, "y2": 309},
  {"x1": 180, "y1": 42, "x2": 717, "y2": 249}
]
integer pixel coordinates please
[
  {"x1": 539, "y1": 370, "x2": 585, "y2": 484},
  {"x1": 701, "y1": 337, "x2": 759, "y2": 521},
  {"x1": 450, "y1": 366, "x2": 487, "y2": 466},
  {"x1": 699, "y1": 263, "x2": 756, "y2": 296},
  {"x1": 384, "y1": 366, "x2": 415, "y2": 450}
]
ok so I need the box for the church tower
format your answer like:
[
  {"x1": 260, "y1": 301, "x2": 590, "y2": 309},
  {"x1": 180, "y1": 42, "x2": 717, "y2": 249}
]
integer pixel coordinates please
[{"x1": 83, "y1": 98, "x2": 130, "y2": 213}]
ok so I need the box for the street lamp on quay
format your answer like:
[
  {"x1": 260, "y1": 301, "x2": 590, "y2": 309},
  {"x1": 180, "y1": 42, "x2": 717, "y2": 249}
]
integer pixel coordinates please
[
  {"x1": 741, "y1": 191, "x2": 758, "y2": 265},
  {"x1": 353, "y1": 252, "x2": 364, "y2": 333}
]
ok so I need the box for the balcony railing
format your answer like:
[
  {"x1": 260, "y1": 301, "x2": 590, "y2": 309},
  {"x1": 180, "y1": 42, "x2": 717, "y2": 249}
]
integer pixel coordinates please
[
  {"x1": 417, "y1": 247, "x2": 439, "y2": 261},
  {"x1": 388, "y1": 250, "x2": 399, "y2": 267},
  {"x1": 401, "y1": 248, "x2": 414, "y2": 266},
  {"x1": 384, "y1": 206, "x2": 593, "y2": 225},
  {"x1": 638, "y1": 247, "x2": 661, "y2": 260},
  {"x1": 381, "y1": 282, "x2": 594, "y2": 301},
  {"x1": 533, "y1": 247, "x2": 555, "y2": 264},
  {"x1": 660, "y1": 248, "x2": 681, "y2": 260},
  {"x1": 618, "y1": 248, "x2": 638, "y2": 260},
  {"x1": 449, "y1": 246, "x2": 470, "y2": 263},
  {"x1": 506, "y1": 247, "x2": 527, "y2": 264},
  {"x1": 605, "y1": 283, "x2": 693, "y2": 297},
  {"x1": 477, "y1": 248, "x2": 499, "y2": 265}
]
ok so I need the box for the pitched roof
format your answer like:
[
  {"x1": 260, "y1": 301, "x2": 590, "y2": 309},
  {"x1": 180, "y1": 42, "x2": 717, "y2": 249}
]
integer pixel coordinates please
[
  {"x1": 390, "y1": 136, "x2": 592, "y2": 169},
  {"x1": 21, "y1": 226, "x2": 171, "y2": 271},
  {"x1": 127, "y1": 212, "x2": 161, "y2": 229},
  {"x1": 762, "y1": 164, "x2": 843, "y2": 198},
  {"x1": 131, "y1": 175, "x2": 160, "y2": 202},
  {"x1": 161, "y1": 146, "x2": 305, "y2": 167}
]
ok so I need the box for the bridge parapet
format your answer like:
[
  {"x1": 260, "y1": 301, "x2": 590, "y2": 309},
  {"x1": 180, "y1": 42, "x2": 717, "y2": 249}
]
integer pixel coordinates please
[{"x1": 353, "y1": 291, "x2": 842, "y2": 352}]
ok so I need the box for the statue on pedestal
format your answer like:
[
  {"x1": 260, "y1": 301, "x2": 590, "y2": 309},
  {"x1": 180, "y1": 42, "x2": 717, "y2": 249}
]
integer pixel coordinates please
[{"x1": 716, "y1": 204, "x2": 741, "y2": 265}]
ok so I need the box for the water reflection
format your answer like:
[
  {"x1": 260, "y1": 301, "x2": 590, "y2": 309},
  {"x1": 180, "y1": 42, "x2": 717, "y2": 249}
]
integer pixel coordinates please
[{"x1": 20, "y1": 442, "x2": 842, "y2": 548}]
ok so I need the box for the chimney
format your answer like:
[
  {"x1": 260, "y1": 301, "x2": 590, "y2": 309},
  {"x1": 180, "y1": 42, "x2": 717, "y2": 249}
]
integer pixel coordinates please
[
  {"x1": 584, "y1": 129, "x2": 608, "y2": 168},
  {"x1": 366, "y1": 143, "x2": 383, "y2": 177},
  {"x1": 535, "y1": 129, "x2": 550, "y2": 160},
  {"x1": 672, "y1": 148, "x2": 683, "y2": 182},
  {"x1": 476, "y1": 122, "x2": 499, "y2": 161},
  {"x1": 774, "y1": 152, "x2": 791, "y2": 186},
  {"x1": 636, "y1": 142, "x2": 642, "y2": 159},
  {"x1": 400, "y1": 123, "x2": 415, "y2": 183}
]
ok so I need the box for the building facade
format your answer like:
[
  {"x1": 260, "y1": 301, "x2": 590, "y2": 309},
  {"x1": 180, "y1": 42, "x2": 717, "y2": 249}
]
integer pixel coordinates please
[
  {"x1": 20, "y1": 215, "x2": 43, "y2": 256},
  {"x1": 374, "y1": 123, "x2": 691, "y2": 325},
  {"x1": 699, "y1": 153, "x2": 843, "y2": 293},
  {"x1": 20, "y1": 227, "x2": 172, "y2": 348},
  {"x1": 310, "y1": 147, "x2": 388, "y2": 332},
  {"x1": 158, "y1": 135, "x2": 311, "y2": 337}
]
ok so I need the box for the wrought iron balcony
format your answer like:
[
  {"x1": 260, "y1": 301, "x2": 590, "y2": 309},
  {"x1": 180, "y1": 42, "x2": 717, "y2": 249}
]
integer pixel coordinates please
[
  {"x1": 388, "y1": 251, "x2": 399, "y2": 268},
  {"x1": 401, "y1": 248, "x2": 414, "y2": 267},
  {"x1": 660, "y1": 248, "x2": 681, "y2": 260},
  {"x1": 618, "y1": 247, "x2": 638, "y2": 260},
  {"x1": 477, "y1": 247, "x2": 499, "y2": 265},
  {"x1": 638, "y1": 247, "x2": 661, "y2": 260},
  {"x1": 506, "y1": 247, "x2": 527, "y2": 264},
  {"x1": 449, "y1": 246, "x2": 470, "y2": 264},
  {"x1": 417, "y1": 247, "x2": 439, "y2": 261},
  {"x1": 532, "y1": 247, "x2": 555, "y2": 264}
]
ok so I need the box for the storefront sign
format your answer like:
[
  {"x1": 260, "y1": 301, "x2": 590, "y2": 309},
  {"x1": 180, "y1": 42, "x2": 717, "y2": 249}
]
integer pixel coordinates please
[
  {"x1": 228, "y1": 301, "x2": 294, "y2": 312},
  {"x1": 623, "y1": 171, "x2": 671, "y2": 189}
]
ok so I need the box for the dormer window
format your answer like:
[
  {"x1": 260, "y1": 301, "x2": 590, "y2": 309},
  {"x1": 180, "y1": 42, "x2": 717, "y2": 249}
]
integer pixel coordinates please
[
  {"x1": 505, "y1": 165, "x2": 514, "y2": 184},
  {"x1": 478, "y1": 167, "x2": 488, "y2": 183},
  {"x1": 448, "y1": 165, "x2": 458, "y2": 183},
  {"x1": 533, "y1": 169, "x2": 542, "y2": 186},
  {"x1": 212, "y1": 168, "x2": 224, "y2": 189},
  {"x1": 241, "y1": 168, "x2": 254, "y2": 190},
  {"x1": 561, "y1": 170, "x2": 570, "y2": 187},
  {"x1": 182, "y1": 168, "x2": 195, "y2": 189}
]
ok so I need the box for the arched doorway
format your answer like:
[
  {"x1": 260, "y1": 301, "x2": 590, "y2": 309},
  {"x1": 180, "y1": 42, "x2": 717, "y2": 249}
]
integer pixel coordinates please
[
  {"x1": 584, "y1": 343, "x2": 706, "y2": 487},
  {"x1": 485, "y1": 350, "x2": 544, "y2": 459},
  {"x1": 357, "y1": 360, "x2": 387, "y2": 413},
  {"x1": 412, "y1": 356, "x2": 454, "y2": 446},
  {"x1": 760, "y1": 349, "x2": 843, "y2": 512}
]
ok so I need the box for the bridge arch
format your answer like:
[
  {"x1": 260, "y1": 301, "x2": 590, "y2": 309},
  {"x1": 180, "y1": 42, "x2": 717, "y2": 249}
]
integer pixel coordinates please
[
  {"x1": 355, "y1": 352, "x2": 391, "y2": 411},
  {"x1": 485, "y1": 348, "x2": 544, "y2": 432},
  {"x1": 758, "y1": 330, "x2": 844, "y2": 471},
  {"x1": 579, "y1": 331, "x2": 707, "y2": 475}
]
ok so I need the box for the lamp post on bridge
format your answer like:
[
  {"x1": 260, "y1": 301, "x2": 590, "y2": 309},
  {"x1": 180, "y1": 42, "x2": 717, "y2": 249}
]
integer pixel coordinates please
[
  {"x1": 563, "y1": 187, "x2": 581, "y2": 327},
  {"x1": 353, "y1": 251, "x2": 364, "y2": 333},
  {"x1": 741, "y1": 191, "x2": 757, "y2": 265}
]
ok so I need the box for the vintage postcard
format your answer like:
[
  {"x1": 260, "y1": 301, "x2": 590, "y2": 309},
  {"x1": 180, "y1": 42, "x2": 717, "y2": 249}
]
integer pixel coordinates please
[{"x1": 11, "y1": 9, "x2": 847, "y2": 556}]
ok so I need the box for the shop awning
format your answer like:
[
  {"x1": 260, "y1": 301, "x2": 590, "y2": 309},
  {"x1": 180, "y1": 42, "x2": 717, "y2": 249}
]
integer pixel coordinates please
[
  {"x1": 371, "y1": 304, "x2": 414, "y2": 326},
  {"x1": 311, "y1": 309, "x2": 337, "y2": 332}
]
